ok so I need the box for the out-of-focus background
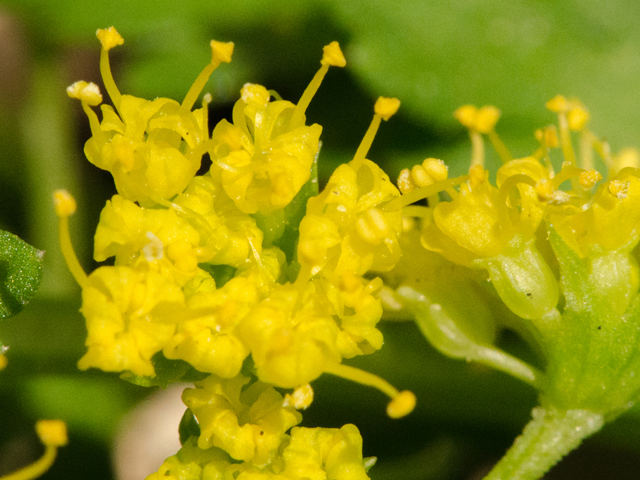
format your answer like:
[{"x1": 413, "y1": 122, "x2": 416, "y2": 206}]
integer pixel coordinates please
[{"x1": 2, "y1": 1, "x2": 640, "y2": 478}]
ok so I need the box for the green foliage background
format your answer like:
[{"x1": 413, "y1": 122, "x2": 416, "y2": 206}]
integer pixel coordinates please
[{"x1": 1, "y1": 1, "x2": 640, "y2": 478}]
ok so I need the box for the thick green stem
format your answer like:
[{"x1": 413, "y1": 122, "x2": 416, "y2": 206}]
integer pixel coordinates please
[{"x1": 483, "y1": 407, "x2": 603, "y2": 480}]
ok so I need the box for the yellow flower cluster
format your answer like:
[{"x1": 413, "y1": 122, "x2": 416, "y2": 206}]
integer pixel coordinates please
[
  {"x1": 58, "y1": 26, "x2": 416, "y2": 480},
  {"x1": 394, "y1": 94, "x2": 640, "y2": 329}
]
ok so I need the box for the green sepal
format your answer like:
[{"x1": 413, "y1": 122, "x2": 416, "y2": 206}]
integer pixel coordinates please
[
  {"x1": 120, "y1": 352, "x2": 208, "y2": 388},
  {"x1": 0, "y1": 230, "x2": 44, "y2": 319},
  {"x1": 545, "y1": 227, "x2": 640, "y2": 415},
  {"x1": 179, "y1": 408, "x2": 201, "y2": 445},
  {"x1": 253, "y1": 145, "x2": 320, "y2": 262},
  {"x1": 398, "y1": 282, "x2": 543, "y2": 387},
  {"x1": 474, "y1": 237, "x2": 559, "y2": 322}
]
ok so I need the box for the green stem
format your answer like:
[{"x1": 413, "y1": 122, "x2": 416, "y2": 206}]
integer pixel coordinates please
[{"x1": 483, "y1": 407, "x2": 604, "y2": 480}]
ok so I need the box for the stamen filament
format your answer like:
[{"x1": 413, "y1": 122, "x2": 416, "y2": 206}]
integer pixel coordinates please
[
  {"x1": 381, "y1": 175, "x2": 470, "y2": 212},
  {"x1": 54, "y1": 190, "x2": 88, "y2": 288},
  {"x1": 181, "y1": 62, "x2": 216, "y2": 112},
  {"x1": 81, "y1": 102, "x2": 106, "y2": 144},
  {"x1": 496, "y1": 174, "x2": 537, "y2": 228},
  {"x1": 552, "y1": 164, "x2": 583, "y2": 190},
  {"x1": 0, "y1": 446, "x2": 58, "y2": 480},
  {"x1": 579, "y1": 130, "x2": 595, "y2": 172},
  {"x1": 352, "y1": 114, "x2": 382, "y2": 165},
  {"x1": 289, "y1": 63, "x2": 330, "y2": 130},
  {"x1": 488, "y1": 130, "x2": 513, "y2": 163},
  {"x1": 99, "y1": 48, "x2": 121, "y2": 111},
  {"x1": 470, "y1": 130, "x2": 484, "y2": 167},
  {"x1": 323, "y1": 363, "x2": 416, "y2": 418}
]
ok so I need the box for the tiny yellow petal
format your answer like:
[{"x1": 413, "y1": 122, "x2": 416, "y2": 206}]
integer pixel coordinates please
[
  {"x1": 53, "y1": 190, "x2": 77, "y2": 217},
  {"x1": 210, "y1": 40, "x2": 234, "y2": 64},
  {"x1": 374, "y1": 97, "x2": 400, "y2": 121},
  {"x1": 36, "y1": 420, "x2": 68, "y2": 447},
  {"x1": 66, "y1": 81, "x2": 102, "y2": 106},
  {"x1": 96, "y1": 26, "x2": 124, "y2": 51},
  {"x1": 386, "y1": 390, "x2": 416, "y2": 419},
  {"x1": 321, "y1": 41, "x2": 346, "y2": 67}
]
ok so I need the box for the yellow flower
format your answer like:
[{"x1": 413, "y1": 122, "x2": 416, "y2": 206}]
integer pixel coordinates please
[
  {"x1": 208, "y1": 42, "x2": 345, "y2": 214},
  {"x1": 172, "y1": 175, "x2": 265, "y2": 268},
  {"x1": 78, "y1": 265, "x2": 184, "y2": 377},
  {"x1": 298, "y1": 98, "x2": 403, "y2": 280},
  {"x1": 94, "y1": 195, "x2": 202, "y2": 284},
  {"x1": 68, "y1": 27, "x2": 233, "y2": 204},
  {"x1": 145, "y1": 437, "x2": 230, "y2": 480},
  {"x1": 182, "y1": 374, "x2": 302, "y2": 465},
  {"x1": 237, "y1": 281, "x2": 342, "y2": 388}
]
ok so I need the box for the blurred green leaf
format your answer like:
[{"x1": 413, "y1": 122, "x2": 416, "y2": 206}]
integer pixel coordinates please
[
  {"x1": 326, "y1": 0, "x2": 640, "y2": 150},
  {"x1": 0, "y1": 230, "x2": 44, "y2": 319}
]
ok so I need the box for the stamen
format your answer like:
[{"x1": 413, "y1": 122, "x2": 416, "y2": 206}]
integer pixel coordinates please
[
  {"x1": 323, "y1": 363, "x2": 416, "y2": 418},
  {"x1": 53, "y1": 190, "x2": 88, "y2": 288},
  {"x1": 66, "y1": 81, "x2": 106, "y2": 143},
  {"x1": 578, "y1": 169, "x2": 602, "y2": 189},
  {"x1": 382, "y1": 175, "x2": 470, "y2": 212},
  {"x1": 181, "y1": 40, "x2": 234, "y2": 112},
  {"x1": 496, "y1": 174, "x2": 538, "y2": 228},
  {"x1": 0, "y1": 420, "x2": 67, "y2": 480},
  {"x1": 96, "y1": 27, "x2": 124, "y2": 111},
  {"x1": 283, "y1": 384, "x2": 314, "y2": 410},
  {"x1": 289, "y1": 41, "x2": 346, "y2": 130},
  {"x1": 352, "y1": 97, "x2": 400, "y2": 165}
]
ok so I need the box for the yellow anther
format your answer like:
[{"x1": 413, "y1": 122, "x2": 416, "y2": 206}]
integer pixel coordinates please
[
  {"x1": 468, "y1": 164, "x2": 487, "y2": 189},
  {"x1": 283, "y1": 384, "x2": 314, "y2": 410},
  {"x1": 96, "y1": 26, "x2": 124, "y2": 51},
  {"x1": 578, "y1": 169, "x2": 602, "y2": 189},
  {"x1": 454, "y1": 104, "x2": 478, "y2": 129},
  {"x1": 397, "y1": 168, "x2": 414, "y2": 193},
  {"x1": 386, "y1": 390, "x2": 416, "y2": 419},
  {"x1": 210, "y1": 40, "x2": 234, "y2": 64},
  {"x1": 545, "y1": 94, "x2": 569, "y2": 113},
  {"x1": 568, "y1": 104, "x2": 589, "y2": 131},
  {"x1": 240, "y1": 83, "x2": 270, "y2": 108},
  {"x1": 0, "y1": 353, "x2": 7, "y2": 371},
  {"x1": 535, "y1": 126, "x2": 559, "y2": 148},
  {"x1": 422, "y1": 158, "x2": 448, "y2": 182},
  {"x1": 609, "y1": 180, "x2": 630, "y2": 199},
  {"x1": 53, "y1": 189, "x2": 77, "y2": 217},
  {"x1": 374, "y1": 97, "x2": 401, "y2": 121},
  {"x1": 36, "y1": 420, "x2": 68, "y2": 447},
  {"x1": 475, "y1": 105, "x2": 501, "y2": 134},
  {"x1": 66, "y1": 81, "x2": 102, "y2": 106},
  {"x1": 321, "y1": 41, "x2": 346, "y2": 67}
]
